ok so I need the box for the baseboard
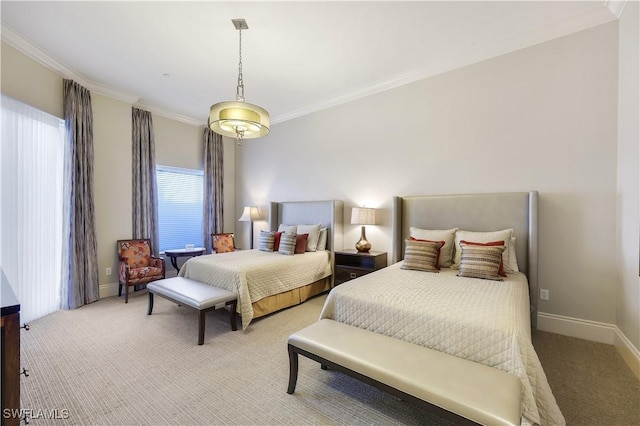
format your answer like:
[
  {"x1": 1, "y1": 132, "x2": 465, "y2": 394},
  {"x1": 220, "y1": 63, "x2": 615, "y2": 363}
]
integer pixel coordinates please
[
  {"x1": 100, "y1": 282, "x2": 119, "y2": 298},
  {"x1": 614, "y1": 327, "x2": 640, "y2": 380},
  {"x1": 538, "y1": 311, "x2": 640, "y2": 378},
  {"x1": 99, "y1": 270, "x2": 179, "y2": 299}
]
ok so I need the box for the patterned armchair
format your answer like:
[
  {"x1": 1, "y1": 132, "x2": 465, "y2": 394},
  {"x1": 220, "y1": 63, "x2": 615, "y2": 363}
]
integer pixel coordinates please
[
  {"x1": 117, "y1": 239, "x2": 165, "y2": 303},
  {"x1": 212, "y1": 233, "x2": 236, "y2": 253}
]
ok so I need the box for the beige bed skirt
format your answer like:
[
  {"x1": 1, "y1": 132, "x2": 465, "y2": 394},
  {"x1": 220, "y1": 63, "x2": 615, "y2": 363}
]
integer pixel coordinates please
[{"x1": 251, "y1": 277, "x2": 331, "y2": 319}]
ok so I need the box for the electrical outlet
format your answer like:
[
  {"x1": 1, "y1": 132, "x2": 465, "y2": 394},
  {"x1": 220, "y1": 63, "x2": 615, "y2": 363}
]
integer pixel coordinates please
[
  {"x1": 105, "y1": 267, "x2": 112, "y2": 276},
  {"x1": 540, "y1": 289, "x2": 549, "y2": 301}
]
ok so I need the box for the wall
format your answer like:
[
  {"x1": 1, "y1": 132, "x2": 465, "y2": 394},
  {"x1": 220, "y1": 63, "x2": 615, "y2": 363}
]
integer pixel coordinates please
[
  {"x1": 1, "y1": 41, "x2": 237, "y2": 297},
  {"x1": 615, "y1": 0, "x2": 640, "y2": 376},
  {"x1": 237, "y1": 23, "x2": 623, "y2": 336}
]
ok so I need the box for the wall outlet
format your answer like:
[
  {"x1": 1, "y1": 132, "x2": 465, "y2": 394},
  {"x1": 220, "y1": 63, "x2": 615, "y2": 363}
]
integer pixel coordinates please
[
  {"x1": 540, "y1": 289, "x2": 549, "y2": 301},
  {"x1": 105, "y1": 267, "x2": 112, "y2": 276}
]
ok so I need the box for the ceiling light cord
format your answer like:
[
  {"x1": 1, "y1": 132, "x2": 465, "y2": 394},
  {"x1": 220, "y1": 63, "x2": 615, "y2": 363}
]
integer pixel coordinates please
[{"x1": 236, "y1": 29, "x2": 244, "y2": 103}]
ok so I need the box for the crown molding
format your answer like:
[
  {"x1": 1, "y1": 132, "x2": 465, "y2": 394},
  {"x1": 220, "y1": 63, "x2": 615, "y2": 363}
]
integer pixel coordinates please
[
  {"x1": 272, "y1": 5, "x2": 618, "y2": 125},
  {"x1": 132, "y1": 101, "x2": 206, "y2": 127},
  {"x1": 2, "y1": 24, "x2": 140, "y2": 104},
  {"x1": 605, "y1": 0, "x2": 628, "y2": 18}
]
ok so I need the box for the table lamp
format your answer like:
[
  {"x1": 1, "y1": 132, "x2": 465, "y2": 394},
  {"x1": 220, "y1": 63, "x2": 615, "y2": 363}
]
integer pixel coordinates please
[{"x1": 350, "y1": 207, "x2": 376, "y2": 253}]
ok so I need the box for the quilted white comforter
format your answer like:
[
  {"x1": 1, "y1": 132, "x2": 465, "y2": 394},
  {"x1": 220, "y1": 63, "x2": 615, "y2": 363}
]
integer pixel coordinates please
[
  {"x1": 179, "y1": 249, "x2": 332, "y2": 330},
  {"x1": 320, "y1": 263, "x2": 565, "y2": 426}
]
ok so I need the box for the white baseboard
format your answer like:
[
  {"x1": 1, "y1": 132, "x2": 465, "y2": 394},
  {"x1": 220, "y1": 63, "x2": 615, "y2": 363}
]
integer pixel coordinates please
[
  {"x1": 99, "y1": 270, "x2": 179, "y2": 299},
  {"x1": 538, "y1": 311, "x2": 640, "y2": 378}
]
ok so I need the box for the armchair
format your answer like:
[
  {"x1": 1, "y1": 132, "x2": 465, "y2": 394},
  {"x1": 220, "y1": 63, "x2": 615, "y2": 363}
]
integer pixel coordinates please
[
  {"x1": 117, "y1": 239, "x2": 165, "y2": 303},
  {"x1": 212, "y1": 233, "x2": 236, "y2": 253}
]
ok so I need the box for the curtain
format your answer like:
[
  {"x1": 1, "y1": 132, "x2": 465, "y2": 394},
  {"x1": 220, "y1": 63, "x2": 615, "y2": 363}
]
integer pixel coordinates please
[
  {"x1": 1, "y1": 95, "x2": 65, "y2": 323},
  {"x1": 202, "y1": 129, "x2": 224, "y2": 254},
  {"x1": 131, "y1": 107, "x2": 159, "y2": 255},
  {"x1": 61, "y1": 79, "x2": 100, "y2": 309}
]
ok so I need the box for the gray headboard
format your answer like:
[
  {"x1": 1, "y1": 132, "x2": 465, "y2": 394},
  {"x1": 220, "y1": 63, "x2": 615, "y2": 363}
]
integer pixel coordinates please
[
  {"x1": 391, "y1": 191, "x2": 539, "y2": 328},
  {"x1": 268, "y1": 200, "x2": 344, "y2": 285}
]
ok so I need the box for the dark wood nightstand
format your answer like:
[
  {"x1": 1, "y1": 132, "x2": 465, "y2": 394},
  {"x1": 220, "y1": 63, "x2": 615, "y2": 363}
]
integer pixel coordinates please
[{"x1": 334, "y1": 249, "x2": 387, "y2": 285}]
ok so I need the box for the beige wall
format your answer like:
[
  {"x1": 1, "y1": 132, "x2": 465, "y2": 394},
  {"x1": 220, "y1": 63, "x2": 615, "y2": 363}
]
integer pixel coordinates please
[
  {"x1": 615, "y1": 1, "x2": 640, "y2": 359},
  {"x1": 1, "y1": 41, "x2": 237, "y2": 295},
  {"x1": 237, "y1": 23, "x2": 623, "y2": 330}
]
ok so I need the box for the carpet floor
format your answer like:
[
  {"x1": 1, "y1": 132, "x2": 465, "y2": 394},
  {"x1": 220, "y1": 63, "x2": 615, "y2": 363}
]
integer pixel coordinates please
[{"x1": 18, "y1": 290, "x2": 640, "y2": 425}]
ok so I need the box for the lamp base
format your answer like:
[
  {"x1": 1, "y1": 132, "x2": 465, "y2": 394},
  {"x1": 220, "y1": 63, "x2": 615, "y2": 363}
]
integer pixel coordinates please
[{"x1": 355, "y1": 226, "x2": 371, "y2": 253}]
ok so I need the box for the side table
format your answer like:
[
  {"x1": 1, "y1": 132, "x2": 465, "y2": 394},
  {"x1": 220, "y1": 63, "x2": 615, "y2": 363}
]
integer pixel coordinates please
[
  {"x1": 334, "y1": 249, "x2": 387, "y2": 285},
  {"x1": 164, "y1": 247, "x2": 206, "y2": 272}
]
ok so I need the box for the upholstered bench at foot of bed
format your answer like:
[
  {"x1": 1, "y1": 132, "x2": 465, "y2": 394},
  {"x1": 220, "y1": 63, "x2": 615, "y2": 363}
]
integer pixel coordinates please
[
  {"x1": 147, "y1": 277, "x2": 238, "y2": 345},
  {"x1": 287, "y1": 319, "x2": 521, "y2": 426}
]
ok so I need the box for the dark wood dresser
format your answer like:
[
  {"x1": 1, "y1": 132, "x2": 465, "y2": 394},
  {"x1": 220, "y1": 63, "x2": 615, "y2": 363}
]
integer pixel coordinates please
[{"x1": 1, "y1": 270, "x2": 20, "y2": 426}]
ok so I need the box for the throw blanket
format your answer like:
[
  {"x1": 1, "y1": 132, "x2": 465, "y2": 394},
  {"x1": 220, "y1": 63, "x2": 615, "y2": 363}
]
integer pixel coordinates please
[
  {"x1": 179, "y1": 249, "x2": 331, "y2": 329},
  {"x1": 320, "y1": 263, "x2": 565, "y2": 426}
]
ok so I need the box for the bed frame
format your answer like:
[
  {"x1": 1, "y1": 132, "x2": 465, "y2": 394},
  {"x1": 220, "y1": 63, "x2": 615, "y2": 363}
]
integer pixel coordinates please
[
  {"x1": 236, "y1": 199, "x2": 343, "y2": 319},
  {"x1": 391, "y1": 191, "x2": 539, "y2": 328}
]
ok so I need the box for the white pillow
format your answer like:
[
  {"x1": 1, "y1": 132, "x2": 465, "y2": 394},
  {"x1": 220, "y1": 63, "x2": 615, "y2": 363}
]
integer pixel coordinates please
[
  {"x1": 278, "y1": 224, "x2": 297, "y2": 234},
  {"x1": 453, "y1": 229, "x2": 514, "y2": 270},
  {"x1": 297, "y1": 224, "x2": 321, "y2": 251},
  {"x1": 409, "y1": 227, "x2": 458, "y2": 268},
  {"x1": 316, "y1": 227, "x2": 328, "y2": 251},
  {"x1": 505, "y1": 236, "x2": 519, "y2": 273}
]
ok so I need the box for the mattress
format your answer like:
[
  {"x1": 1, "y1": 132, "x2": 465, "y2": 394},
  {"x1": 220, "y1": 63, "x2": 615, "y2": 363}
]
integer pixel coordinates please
[
  {"x1": 179, "y1": 249, "x2": 332, "y2": 330},
  {"x1": 320, "y1": 263, "x2": 565, "y2": 426}
]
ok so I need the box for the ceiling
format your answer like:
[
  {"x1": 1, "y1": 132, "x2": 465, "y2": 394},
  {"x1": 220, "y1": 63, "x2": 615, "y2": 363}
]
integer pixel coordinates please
[{"x1": 1, "y1": 1, "x2": 620, "y2": 127}]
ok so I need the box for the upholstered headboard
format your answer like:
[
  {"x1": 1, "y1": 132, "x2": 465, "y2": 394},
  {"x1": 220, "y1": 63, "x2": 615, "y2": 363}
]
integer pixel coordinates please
[
  {"x1": 391, "y1": 191, "x2": 539, "y2": 328},
  {"x1": 268, "y1": 200, "x2": 344, "y2": 285}
]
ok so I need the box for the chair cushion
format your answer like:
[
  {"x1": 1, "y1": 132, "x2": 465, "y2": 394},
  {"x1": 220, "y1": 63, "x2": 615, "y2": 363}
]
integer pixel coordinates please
[{"x1": 129, "y1": 266, "x2": 163, "y2": 281}]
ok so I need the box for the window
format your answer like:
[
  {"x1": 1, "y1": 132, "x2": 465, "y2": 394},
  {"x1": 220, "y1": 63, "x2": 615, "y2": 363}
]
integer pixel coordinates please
[
  {"x1": 1, "y1": 95, "x2": 65, "y2": 323},
  {"x1": 156, "y1": 165, "x2": 204, "y2": 252}
]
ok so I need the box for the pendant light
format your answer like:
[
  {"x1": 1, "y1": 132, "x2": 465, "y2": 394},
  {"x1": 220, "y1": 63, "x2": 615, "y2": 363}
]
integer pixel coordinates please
[{"x1": 209, "y1": 19, "x2": 270, "y2": 146}]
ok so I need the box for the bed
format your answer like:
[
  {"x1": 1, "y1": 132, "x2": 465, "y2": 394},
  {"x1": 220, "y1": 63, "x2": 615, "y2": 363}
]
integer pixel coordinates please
[
  {"x1": 319, "y1": 191, "x2": 565, "y2": 426},
  {"x1": 179, "y1": 200, "x2": 343, "y2": 330}
]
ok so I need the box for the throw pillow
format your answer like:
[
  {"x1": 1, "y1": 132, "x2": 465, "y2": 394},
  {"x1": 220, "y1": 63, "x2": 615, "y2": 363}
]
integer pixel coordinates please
[
  {"x1": 457, "y1": 243, "x2": 505, "y2": 281},
  {"x1": 401, "y1": 239, "x2": 444, "y2": 272}
]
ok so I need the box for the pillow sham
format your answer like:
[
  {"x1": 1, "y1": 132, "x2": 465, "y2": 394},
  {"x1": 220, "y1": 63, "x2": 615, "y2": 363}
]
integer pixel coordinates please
[
  {"x1": 505, "y1": 236, "x2": 519, "y2": 273},
  {"x1": 278, "y1": 232, "x2": 296, "y2": 255},
  {"x1": 459, "y1": 240, "x2": 506, "y2": 277},
  {"x1": 297, "y1": 224, "x2": 321, "y2": 252},
  {"x1": 453, "y1": 229, "x2": 513, "y2": 270},
  {"x1": 409, "y1": 227, "x2": 457, "y2": 268},
  {"x1": 457, "y1": 242, "x2": 505, "y2": 281},
  {"x1": 277, "y1": 224, "x2": 297, "y2": 234},
  {"x1": 295, "y1": 234, "x2": 309, "y2": 254},
  {"x1": 401, "y1": 239, "x2": 444, "y2": 273},
  {"x1": 258, "y1": 231, "x2": 275, "y2": 252},
  {"x1": 316, "y1": 227, "x2": 328, "y2": 251}
]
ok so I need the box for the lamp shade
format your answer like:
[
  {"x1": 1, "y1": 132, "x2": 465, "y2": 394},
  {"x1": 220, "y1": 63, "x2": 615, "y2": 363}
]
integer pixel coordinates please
[
  {"x1": 210, "y1": 101, "x2": 270, "y2": 139},
  {"x1": 238, "y1": 206, "x2": 262, "y2": 222},
  {"x1": 350, "y1": 207, "x2": 376, "y2": 225}
]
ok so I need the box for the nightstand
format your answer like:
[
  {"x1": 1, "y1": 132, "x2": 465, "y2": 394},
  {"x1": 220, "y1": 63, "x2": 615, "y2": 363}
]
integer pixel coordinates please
[{"x1": 334, "y1": 249, "x2": 387, "y2": 285}]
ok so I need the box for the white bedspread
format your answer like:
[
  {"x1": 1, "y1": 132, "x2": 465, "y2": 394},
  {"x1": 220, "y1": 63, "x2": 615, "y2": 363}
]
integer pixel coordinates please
[
  {"x1": 179, "y1": 249, "x2": 331, "y2": 330},
  {"x1": 320, "y1": 263, "x2": 565, "y2": 426}
]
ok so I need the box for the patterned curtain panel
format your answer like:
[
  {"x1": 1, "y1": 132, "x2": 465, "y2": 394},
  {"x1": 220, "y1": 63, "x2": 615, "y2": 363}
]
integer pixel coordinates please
[
  {"x1": 131, "y1": 108, "x2": 160, "y2": 255},
  {"x1": 61, "y1": 79, "x2": 100, "y2": 309},
  {"x1": 202, "y1": 129, "x2": 224, "y2": 254}
]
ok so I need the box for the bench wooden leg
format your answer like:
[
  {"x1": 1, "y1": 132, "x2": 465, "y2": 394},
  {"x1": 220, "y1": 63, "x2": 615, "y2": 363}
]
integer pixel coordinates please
[
  {"x1": 198, "y1": 310, "x2": 206, "y2": 345},
  {"x1": 287, "y1": 344, "x2": 299, "y2": 394},
  {"x1": 147, "y1": 292, "x2": 154, "y2": 315},
  {"x1": 229, "y1": 300, "x2": 238, "y2": 331}
]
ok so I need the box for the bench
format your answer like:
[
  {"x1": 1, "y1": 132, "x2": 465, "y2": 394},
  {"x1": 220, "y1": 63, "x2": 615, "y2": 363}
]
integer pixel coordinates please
[
  {"x1": 287, "y1": 319, "x2": 521, "y2": 426},
  {"x1": 147, "y1": 277, "x2": 238, "y2": 345}
]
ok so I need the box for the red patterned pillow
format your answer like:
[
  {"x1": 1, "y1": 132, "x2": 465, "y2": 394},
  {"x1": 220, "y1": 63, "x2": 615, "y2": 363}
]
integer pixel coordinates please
[
  {"x1": 459, "y1": 240, "x2": 506, "y2": 277},
  {"x1": 295, "y1": 234, "x2": 308, "y2": 254}
]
